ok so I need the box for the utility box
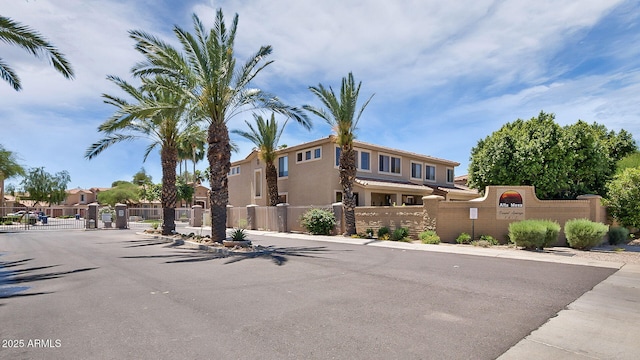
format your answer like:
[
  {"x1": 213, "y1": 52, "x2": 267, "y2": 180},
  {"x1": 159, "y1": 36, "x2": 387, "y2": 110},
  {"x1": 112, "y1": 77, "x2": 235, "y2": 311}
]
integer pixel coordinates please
[{"x1": 115, "y1": 203, "x2": 127, "y2": 229}]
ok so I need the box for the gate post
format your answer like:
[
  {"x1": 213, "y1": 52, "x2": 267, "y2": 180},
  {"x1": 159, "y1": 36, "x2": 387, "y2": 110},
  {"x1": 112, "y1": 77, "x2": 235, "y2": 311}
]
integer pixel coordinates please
[
  {"x1": 115, "y1": 203, "x2": 128, "y2": 229},
  {"x1": 246, "y1": 204, "x2": 258, "y2": 230},
  {"x1": 190, "y1": 205, "x2": 203, "y2": 227},
  {"x1": 276, "y1": 203, "x2": 288, "y2": 233},
  {"x1": 86, "y1": 203, "x2": 98, "y2": 229}
]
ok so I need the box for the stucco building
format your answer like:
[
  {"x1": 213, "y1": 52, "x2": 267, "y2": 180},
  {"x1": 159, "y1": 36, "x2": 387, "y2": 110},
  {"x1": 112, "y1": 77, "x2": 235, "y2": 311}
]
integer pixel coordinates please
[{"x1": 228, "y1": 136, "x2": 478, "y2": 207}]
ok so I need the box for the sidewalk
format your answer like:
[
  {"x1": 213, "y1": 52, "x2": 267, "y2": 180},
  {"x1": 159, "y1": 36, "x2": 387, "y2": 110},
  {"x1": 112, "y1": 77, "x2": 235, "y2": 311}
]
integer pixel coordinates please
[{"x1": 186, "y1": 227, "x2": 640, "y2": 359}]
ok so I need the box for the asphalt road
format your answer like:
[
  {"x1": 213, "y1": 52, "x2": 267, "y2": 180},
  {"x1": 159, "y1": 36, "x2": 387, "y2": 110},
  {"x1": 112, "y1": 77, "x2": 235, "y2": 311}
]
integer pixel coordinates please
[{"x1": 0, "y1": 230, "x2": 616, "y2": 359}]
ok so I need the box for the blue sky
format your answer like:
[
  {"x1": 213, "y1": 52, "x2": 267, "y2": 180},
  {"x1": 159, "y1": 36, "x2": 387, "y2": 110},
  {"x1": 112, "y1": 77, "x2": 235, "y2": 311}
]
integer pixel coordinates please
[{"x1": 2, "y1": 0, "x2": 639, "y2": 189}]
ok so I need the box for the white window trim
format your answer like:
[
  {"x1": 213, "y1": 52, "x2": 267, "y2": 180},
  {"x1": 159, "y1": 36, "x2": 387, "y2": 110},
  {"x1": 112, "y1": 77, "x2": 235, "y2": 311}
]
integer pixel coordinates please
[
  {"x1": 334, "y1": 147, "x2": 372, "y2": 173},
  {"x1": 378, "y1": 152, "x2": 402, "y2": 176},
  {"x1": 254, "y1": 169, "x2": 263, "y2": 199},
  {"x1": 296, "y1": 146, "x2": 322, "y2": 164},
  {"x1": 424, "y1": 163, "x2": 437, "y2": 183},
  {"x1": 410, "y1": 161, "x2": 422, "y2": 180},
  {"x1": 446, "y1": 167, "x2": 455, "y2": 184},
  {"x1": 278, "y1": 155, "x2": 289, "y2": 179},
  {"x1": 228, "y1": 165, "x2": 241, "y2": 177}
]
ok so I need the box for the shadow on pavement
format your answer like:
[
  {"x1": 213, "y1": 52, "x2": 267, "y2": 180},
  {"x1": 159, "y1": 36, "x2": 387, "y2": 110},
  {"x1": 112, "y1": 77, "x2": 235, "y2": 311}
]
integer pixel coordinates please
[
  {"x1": 0, "y1": 257, "x2": 98, "y2": 299},
  {"x1": 121, "y1": 245, "x2": 333, "y2": 266},
  {"x1": 225, "y1": 246, "x2": 332, "y2": 266}
]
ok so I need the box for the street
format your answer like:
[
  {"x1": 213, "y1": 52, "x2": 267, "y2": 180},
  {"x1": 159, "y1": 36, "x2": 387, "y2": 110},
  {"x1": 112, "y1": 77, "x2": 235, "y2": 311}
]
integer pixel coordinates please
[{"x1": 1, "y1": 229, "x2": 615, "y2": 359}]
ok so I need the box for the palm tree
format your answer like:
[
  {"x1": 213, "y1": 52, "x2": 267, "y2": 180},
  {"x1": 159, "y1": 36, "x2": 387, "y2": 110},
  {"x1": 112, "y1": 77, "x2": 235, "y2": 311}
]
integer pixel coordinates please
[
  {"x1": 0, "y1": 15, "x2": 74, "y2": 91},
  {"x1": 85, "y1": 75, "x2": 192, "y2": 235},
  {"x1": 304, "y1": 73, "x2": 374, "y2": 236},
  {"x1": 0, "y1": 144, "x2": 26, "y2": 209},
  {"x1": 177, "y1": 125, "x2": 206, "y2": 206},
  {"x1": 129, "y1": 10, "x2": 310, "y2": 242},
  {"x1": 232, "y1": 113, "x2": 288, "y2": 206}
]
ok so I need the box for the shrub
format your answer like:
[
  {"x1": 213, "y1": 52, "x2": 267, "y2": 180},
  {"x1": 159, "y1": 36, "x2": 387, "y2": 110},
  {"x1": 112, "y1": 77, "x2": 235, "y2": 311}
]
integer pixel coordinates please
[
  {"x1": 419, "y1": 230, "x2": 440, "y2": 244},
  {"x1": 300, "y1": 208, "x2": 336, "y2": 235},
  {"x1": 539, "y1": 220, "x2": 561, "y2": 249},
  {"x1": 508, "y1": 220, "x2": 546, "y2": 250},
  {"x1": 230, "y1": 228, "x2": 248, "y2": 241},
  {"x1": 456, "y1": 232, "x2": 472, "y2": 244},
  {"x1": 608, "y1": 226, "x2": 630, "y2": 246},
  {"x1": 565, "y1": 219, "x2": 609, "y2": 250},
  {"x1": 377, "y1": 227, "x2": 390, "y2": 239},
  {"x1": 390, "y1": 227, "x2": 410, "y2": 241},
  {"x1": 151, "y1": 221, "x2": 160, "y2": 230},
  {"x1": 472, "y1": 240, "x2": 491, "y2": 248},
  {"x1": 479, "y1": 235, "x2": 498, "y2": 246},
  {"x1": 365, "y1": 228, "x2": 374, "y2": 238}
]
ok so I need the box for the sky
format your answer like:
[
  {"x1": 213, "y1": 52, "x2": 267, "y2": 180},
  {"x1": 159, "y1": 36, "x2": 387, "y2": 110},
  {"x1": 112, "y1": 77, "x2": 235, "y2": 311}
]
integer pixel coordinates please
[{"x1": 2, "y1": 0, "x2": 639, "y2": 189}]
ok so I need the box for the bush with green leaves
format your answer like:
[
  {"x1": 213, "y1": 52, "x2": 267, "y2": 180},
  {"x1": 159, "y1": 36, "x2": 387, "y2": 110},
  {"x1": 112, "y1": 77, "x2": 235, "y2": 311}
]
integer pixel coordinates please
[
  {"x1": 456, "y1": 232, "x2": 472, "y2": 244},
  {"x1": 539, "y1": 220, "x2": 561, "y2": 248},
  {"x1": 479, "y1": 235, "x2": 498, "y2": 246},
  {"x1": 300, "y1": 208, "x2": 336, "y2": 235},
  {"x1": 605, "y1": 168, "x2": 640, "y2": 229},
  {"x1": 419, "y1": 230, "x2": 440, "y2": 244},
  {"x1": 564, "y1": 219, "x2": 608, "y2": 250},
  {"x1": 608, "y1": 226, "x2": 629, "y2": 246},
  {"x1": 390, "y1": 227, "x2": 410, "y2": 241},
  {"x1": 377, "y1": 227, "x2": 390, "y2": 240},
  {"x1": 508, "y1": 220, "x2": 546, "y2": 250}
]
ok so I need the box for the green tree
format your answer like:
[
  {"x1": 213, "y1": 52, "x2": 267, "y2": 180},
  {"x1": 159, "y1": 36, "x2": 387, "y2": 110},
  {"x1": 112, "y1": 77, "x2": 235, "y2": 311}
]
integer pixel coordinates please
[
  {"x1": 0, "y1": 144, "x2": 26, "y2": 208},
  {"x1": 304, "y1": 73, "x2": 374, "y2": 235},
  {"x1": 468, "y1": 112, "x2": 637, "y2": 199},
  {"x1": 0, "y1": 15, "x2": 74, "y2": 91},
  {"x1": 132, "y1": 167, "x2": 153, "y2": 186},
  {"x1": 605, "y1": 168, "x2": 640, "y2": 229},
  {"x1": 86, "y1": 75, "x2": 192, "y2": 235},
  {"x1": 98, "y1": 182, "x2": 140, "y2": 206},
  {"x1": 232, "y1": 113, "x2": 288, "y2": 206},
  {"x1": 616, "y1": 151, "x2": 640, "y2": 174},
  {"x1": 129, "y1": 10, "x2": 310, "y2": 241},
  {"x1": 20, "y1": 167, "x2": 71, "y2": 206}
]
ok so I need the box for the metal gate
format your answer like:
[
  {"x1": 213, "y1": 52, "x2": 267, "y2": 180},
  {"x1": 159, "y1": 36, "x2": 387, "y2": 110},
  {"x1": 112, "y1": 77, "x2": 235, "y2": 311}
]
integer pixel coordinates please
[{"x1": 0, "y1": 207, "x2": 88, "y2": 232}]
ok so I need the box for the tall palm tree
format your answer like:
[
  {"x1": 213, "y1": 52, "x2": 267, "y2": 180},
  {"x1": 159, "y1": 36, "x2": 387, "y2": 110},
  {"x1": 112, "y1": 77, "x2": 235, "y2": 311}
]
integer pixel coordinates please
[
  {"x1": 304, "y1": 73, "x2": 374, "y2": 236},
  {"x1": 0, "y1": 15, "x2": 74, "y2": 91},
  {"x1": 232, "y1": 113, "x2": 287, "y2": 206},
  {"x1": 129, "y1": 10, "x2": 310, "y2": 242},
  {"x1": 177, "y1": 125, "x2": 206, "y2": 206},
  {"x1": 85, "y1": 75, "x2": 192, "y2": 235}
]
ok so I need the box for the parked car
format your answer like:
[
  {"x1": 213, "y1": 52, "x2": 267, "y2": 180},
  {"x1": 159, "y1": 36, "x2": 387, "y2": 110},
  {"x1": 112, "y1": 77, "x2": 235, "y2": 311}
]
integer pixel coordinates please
[{"x1": 7, "y1": 210, "x2": 38, "y2": 219}]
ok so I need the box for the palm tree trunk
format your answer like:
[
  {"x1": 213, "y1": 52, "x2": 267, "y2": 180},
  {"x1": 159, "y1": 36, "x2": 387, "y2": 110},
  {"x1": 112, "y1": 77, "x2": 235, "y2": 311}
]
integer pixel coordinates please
[
  {"x1": 160, "y1": 146, "x2": 177, "y2": 235},
  {"x1": 340, "y1": 145, "x2": 357, "y2": 235},
  {"x1": 265, "y1": 162, "x2": 279, "y2": 206},
  {"x1": 208, "y1": 122, "x2": 231, "y2": 242}
]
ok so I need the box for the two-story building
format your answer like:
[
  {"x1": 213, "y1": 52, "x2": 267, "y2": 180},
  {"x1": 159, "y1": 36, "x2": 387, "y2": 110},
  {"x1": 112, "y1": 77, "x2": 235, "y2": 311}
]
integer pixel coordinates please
[{"x1": 228, "y1": 136, "x2": 478, "y2": 207}]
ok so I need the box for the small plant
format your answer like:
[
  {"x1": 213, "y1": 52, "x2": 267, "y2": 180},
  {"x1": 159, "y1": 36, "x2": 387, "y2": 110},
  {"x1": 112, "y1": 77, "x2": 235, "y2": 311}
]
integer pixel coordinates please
[
  {"x1": 230, "y1": 228, "x2": 248, "y2": 241},
  {"x1": 377, "y1": 227, "x2": 390, "y2": 239},
  {"x1": 456, "y1": 232, "x2": 472, "y2": 244},
  {"x1": 565, "y1": 219, "x2": 608, "y2": 250},
  {"x1": 390, "y1": 227, "x2": 410, "y2": 241},
  {"x1": 150, "y1": 221, "x2": 160, "y2": 230},
  {"x1": 300, "y1": 208, "x2": 336, "y2": 235},
  {"x1": 471, "y1": 240, "x2": 491, "y2": 248},
  {"x1": 608, "y1": 226, "x2": 630, "y2": 246},
  {"x1": 419, "y1": 230, "x2": 440, "y2": 244},
  {"x1": 365, "y1": 228, "x2": 374, "y2": 238},
  {"x1": 238, "y1": 219, "x2": 248, "y2": 229},
  {"x1": 479, "y1": 234, "x2": 499, "y2": 246}
]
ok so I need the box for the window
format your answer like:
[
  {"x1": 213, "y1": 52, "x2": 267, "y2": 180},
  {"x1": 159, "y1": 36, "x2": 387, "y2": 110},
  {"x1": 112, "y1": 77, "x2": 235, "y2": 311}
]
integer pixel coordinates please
[
  {"x1": 278, "y1": 156, "x2": 288, "y2": 177},
  {"x1": 297, "y1": 147, "x2": 322, "y2": 164},
  {"x1": 228, "y1": 166, "x2": 241, "y2": 176},
  {"x1": 425, "y1": 165, "x2": 436, "y2": 181},
  {"x1": 254, "y1": 169, "x2": 262, "y2": 198},
  {"x1": 379, "y1": 154, "x2": 401, "y2": 174},
  {"x1": 411, "y1": 162, "x2": 422, "y2": 179},
  {"x1": 447, "y1": 168, "x2": 454, "y2": 183},
  {"x1": 80, "y1": 194, "x2": 86, "y2": 203},
  {"x1": 335, "y1": 147, "x2": 341, "y2": 167},
  {"x1": 360, "y1": 151, "x2": 370, "y2": 171},
  {"x1": 278, "y1": 193, "x2": 288, "y2": 204}
]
